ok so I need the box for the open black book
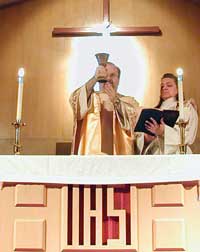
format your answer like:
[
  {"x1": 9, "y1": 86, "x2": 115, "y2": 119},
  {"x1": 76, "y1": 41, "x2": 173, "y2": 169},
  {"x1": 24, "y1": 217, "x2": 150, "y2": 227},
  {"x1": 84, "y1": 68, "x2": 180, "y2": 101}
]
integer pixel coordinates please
[{"x1": 134, "y1": 109, "x2": 179, "y2": 136}]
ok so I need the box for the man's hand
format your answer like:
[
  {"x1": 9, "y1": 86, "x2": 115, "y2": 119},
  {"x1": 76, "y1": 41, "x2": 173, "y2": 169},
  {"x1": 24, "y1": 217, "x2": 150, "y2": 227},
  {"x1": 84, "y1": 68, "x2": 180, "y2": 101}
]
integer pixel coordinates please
[
  {"x1": 104, "y1": 84, "x2": 117, "y2": 103},
  {"x1": 95, "y1": 65, "x2": 107, "y2": 82}
]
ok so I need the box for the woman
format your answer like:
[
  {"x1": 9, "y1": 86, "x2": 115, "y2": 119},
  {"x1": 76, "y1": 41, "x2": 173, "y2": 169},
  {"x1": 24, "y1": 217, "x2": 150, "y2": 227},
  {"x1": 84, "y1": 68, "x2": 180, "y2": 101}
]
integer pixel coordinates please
[{"x1": 136, "y1": 73, "x2": 198, "y2": 154}]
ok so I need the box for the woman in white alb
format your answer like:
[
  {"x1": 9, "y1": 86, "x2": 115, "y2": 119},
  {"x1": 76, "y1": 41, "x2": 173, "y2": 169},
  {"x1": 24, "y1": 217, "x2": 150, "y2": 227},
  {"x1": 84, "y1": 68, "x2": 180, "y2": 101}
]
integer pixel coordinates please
[{"x1": 136, "y1": 73, "x2": 198, "y2": 154}]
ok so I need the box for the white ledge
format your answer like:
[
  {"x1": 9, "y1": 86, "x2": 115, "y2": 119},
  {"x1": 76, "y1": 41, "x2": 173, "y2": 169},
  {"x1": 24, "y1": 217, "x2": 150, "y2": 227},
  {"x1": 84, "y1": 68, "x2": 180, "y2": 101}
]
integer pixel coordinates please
[{"x1": 0, "y1": 155, "x2": 199, "y2": 184}]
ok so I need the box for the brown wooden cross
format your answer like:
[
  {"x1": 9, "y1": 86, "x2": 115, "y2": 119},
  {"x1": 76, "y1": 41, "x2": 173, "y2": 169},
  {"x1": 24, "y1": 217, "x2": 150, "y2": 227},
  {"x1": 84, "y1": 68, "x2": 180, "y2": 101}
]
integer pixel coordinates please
[{"x1": 52, "y1": 0, "x2": 161, "y2": 37}]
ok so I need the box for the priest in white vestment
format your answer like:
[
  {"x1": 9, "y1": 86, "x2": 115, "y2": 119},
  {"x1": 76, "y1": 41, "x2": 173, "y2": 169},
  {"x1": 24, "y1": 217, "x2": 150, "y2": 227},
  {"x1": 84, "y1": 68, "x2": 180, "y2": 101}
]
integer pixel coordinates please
[{"x1": 70, "y1": 62, "x2": 139, "y2": 155}]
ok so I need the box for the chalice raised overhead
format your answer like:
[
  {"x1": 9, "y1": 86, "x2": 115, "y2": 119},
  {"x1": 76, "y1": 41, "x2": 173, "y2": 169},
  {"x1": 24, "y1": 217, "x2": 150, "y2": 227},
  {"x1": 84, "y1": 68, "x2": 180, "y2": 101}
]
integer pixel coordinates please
[{"x1": 95, "y1": 53, "x2": 109, "y2": 83}]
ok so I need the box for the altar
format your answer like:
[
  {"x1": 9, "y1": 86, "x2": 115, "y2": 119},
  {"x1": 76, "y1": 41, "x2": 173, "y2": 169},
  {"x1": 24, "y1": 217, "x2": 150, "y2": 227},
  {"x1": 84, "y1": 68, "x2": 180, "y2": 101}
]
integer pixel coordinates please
[{"x1": 0, "y1": 155, "x2": 200, "y2": 252}]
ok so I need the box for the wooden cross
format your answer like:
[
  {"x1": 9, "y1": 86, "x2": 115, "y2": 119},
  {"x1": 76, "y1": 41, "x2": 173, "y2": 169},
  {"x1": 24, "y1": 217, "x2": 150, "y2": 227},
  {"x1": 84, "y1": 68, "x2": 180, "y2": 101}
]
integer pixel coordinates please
[{"x1": 52, "y1": 0, "x2": 161, "y2": 37}]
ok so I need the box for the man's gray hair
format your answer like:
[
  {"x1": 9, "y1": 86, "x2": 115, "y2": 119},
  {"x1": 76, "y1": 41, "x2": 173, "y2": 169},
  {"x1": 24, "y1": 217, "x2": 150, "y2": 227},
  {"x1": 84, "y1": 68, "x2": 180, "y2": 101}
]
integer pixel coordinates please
[{"x1": 107, "y1": 62, "x2": 121, "y2": 79}]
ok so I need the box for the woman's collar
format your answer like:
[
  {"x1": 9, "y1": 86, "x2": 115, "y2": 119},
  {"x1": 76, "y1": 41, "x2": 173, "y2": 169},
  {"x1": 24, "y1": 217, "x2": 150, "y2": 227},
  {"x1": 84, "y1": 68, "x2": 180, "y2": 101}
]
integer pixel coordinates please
[{"x1": 161, "y1": 97, "x2": 177, "y2": 108}]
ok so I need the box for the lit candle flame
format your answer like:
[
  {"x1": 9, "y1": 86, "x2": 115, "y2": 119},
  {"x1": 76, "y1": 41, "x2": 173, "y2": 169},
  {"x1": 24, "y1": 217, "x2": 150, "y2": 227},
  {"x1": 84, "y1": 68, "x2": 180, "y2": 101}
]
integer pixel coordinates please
[
  {"x1": 176, "y1": 67, "x2": 183, "y2": 76},
  {"x1": 18, "y1": 67, "x2": 25, "y2": 78}
]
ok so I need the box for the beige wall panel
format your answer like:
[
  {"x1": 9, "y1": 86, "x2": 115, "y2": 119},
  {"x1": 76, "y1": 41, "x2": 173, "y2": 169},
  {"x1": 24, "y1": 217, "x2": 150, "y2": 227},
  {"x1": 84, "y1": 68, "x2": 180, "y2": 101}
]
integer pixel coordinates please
[
  {"x1": 0, "y1": 138, "x2": 60, "y2": 155},
  {"x1": 15, "y1": 184, "x2": 46, "y2": 206},
  {"x1": 0, "y1": 183, "x2": 200, "y2": 251},
  {"x1": 152, "y1": 184, "x2": 184, "y2": 206},
  {"x1": 153, "y1": 218, "x2": 186, "y2": 251},
  {"x1": 138, "y1": 183, "x2": 200, "y2": 252},
  {"x1": 0, "y1": 185, "x2": 61, "y2": 252},
  {"x1": 183, "y1": 184, "x2": 200, "y2": 252},
  {"x1": 14, "y1": 219, "x2": 46, "y2": 251},
  {"x1": 0, "y1": 0, "x2": 200, "y2": 153}
]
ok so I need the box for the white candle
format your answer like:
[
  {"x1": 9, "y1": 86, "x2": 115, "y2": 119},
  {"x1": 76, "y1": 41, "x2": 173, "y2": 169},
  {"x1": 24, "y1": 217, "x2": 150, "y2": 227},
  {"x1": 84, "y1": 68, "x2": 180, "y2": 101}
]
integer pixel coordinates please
[
  {"x1": 16, "y1": 68, "x2": 25, "y2": 122},
  {"x1": 176, "y1": 68, "x2": 184, "y2": 120}
]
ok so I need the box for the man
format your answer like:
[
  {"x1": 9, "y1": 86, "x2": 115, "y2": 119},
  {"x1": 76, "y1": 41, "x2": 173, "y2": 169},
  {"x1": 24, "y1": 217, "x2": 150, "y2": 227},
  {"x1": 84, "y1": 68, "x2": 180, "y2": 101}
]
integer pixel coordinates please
[{"x1": 70, "y1": 62, "x2": 139, "y2": 155}]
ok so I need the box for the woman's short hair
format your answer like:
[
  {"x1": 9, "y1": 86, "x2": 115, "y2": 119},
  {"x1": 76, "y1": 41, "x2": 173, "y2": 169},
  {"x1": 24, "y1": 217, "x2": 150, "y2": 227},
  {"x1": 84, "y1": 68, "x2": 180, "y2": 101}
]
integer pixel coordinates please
[{"x1": 161, "y1": 73, "x2": 178, "y2": 85}]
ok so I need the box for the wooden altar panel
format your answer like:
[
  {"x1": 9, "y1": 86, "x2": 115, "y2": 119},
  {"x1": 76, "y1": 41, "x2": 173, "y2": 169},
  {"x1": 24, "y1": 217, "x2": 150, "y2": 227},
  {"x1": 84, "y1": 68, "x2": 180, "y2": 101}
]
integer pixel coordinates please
[
  {"x1": 0, "y1": 185, "x2": 61, "y2": 252},
  {"x1": 14, "y1": 219, "x2": 46, "y2": 251},
  {"x1": 138, "y1": 183, "x2": 200, "y2": 252},
  {"x1": 15, "y1": 184, "x2": 47, "y2": 207},
  {"x1": 0, "y1": 183, "x2": 199, "y2": 252},
  {"x1": 152, "y1": 218, "x2": 186, "y2": 251}
]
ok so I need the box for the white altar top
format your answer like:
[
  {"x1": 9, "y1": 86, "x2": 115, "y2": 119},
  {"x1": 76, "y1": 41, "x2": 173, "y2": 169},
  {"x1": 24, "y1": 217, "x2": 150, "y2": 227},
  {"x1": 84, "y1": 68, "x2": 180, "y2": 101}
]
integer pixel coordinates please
[{"x1": 0, "y1": 155, "x2": 199, "y2": 185}]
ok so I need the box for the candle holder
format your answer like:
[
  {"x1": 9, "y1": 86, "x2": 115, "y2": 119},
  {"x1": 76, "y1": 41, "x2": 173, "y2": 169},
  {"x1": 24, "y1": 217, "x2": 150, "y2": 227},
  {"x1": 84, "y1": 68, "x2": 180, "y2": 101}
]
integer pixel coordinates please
[
  {"x1": 176, "y1": 119, "x2": 188, "y2": 154},
  {"x1": 12, "y1": 120, "x2": 26, "y2": 155}
]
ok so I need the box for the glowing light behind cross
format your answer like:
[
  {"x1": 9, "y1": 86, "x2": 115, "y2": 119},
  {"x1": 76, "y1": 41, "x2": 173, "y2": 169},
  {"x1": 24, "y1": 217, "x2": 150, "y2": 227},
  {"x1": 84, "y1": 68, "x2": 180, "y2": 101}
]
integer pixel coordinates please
[{"x1": 67, "y1": 34, "x2": 148, "y2": 104}]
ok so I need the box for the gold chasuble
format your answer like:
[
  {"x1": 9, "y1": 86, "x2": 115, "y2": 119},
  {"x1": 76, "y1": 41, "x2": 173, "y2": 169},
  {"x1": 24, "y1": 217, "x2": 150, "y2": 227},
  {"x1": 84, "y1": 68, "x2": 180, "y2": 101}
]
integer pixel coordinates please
[{"x1": 70, "y1": 85, "x2": 139, "y2": 155}]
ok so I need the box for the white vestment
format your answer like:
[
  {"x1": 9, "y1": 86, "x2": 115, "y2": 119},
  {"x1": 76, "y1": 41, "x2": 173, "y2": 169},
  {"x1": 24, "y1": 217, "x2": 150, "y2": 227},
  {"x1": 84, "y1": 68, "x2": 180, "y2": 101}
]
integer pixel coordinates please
[
  {"x1": 136, "y1": 97, "x2": 198, "y2": 154},
  {"x1": 70, "y1": 84, "x2": 139, "y2": 155}
]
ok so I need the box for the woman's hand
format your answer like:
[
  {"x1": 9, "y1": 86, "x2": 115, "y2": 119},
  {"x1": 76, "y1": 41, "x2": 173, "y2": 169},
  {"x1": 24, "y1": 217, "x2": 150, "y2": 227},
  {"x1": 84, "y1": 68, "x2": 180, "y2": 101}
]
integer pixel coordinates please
[
  {"x1": 145, "y1": 118, "x2": 165, "y2": 136},
  {"x1": 144, "y1": 133, "x2": 156, "y2": 143}
]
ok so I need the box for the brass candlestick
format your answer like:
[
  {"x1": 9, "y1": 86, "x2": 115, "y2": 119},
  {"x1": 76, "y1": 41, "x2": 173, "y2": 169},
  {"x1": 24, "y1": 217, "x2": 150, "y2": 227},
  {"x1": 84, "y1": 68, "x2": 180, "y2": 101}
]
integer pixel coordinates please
[
  {"x1": 12, "y1": 121, "x2": 26, "y2": 155},
  {"x1": 177, "y1": 119, "x2": 188, "y2": 154}
]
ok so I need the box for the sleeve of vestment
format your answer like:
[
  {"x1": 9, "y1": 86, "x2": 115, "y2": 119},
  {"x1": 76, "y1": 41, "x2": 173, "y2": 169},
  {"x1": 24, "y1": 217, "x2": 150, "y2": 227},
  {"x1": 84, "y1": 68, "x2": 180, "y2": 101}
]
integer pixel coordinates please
[
  {"x1": 69, "y1": 84, "x2": 92, "y2": 120},
  {"x1": 114, "y1": 95, "x2": 140, "y2": 134},
  {"x1": 164, "y1": 101, "x2": 198, "y2": 146}
]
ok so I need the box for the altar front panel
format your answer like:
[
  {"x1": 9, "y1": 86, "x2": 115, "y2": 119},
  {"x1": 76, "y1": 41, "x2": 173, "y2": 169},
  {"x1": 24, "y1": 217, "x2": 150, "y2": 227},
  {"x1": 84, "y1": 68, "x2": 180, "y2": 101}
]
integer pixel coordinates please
[{"x1": 0, "y1": 182, "x2": 199, "y2": 252}]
